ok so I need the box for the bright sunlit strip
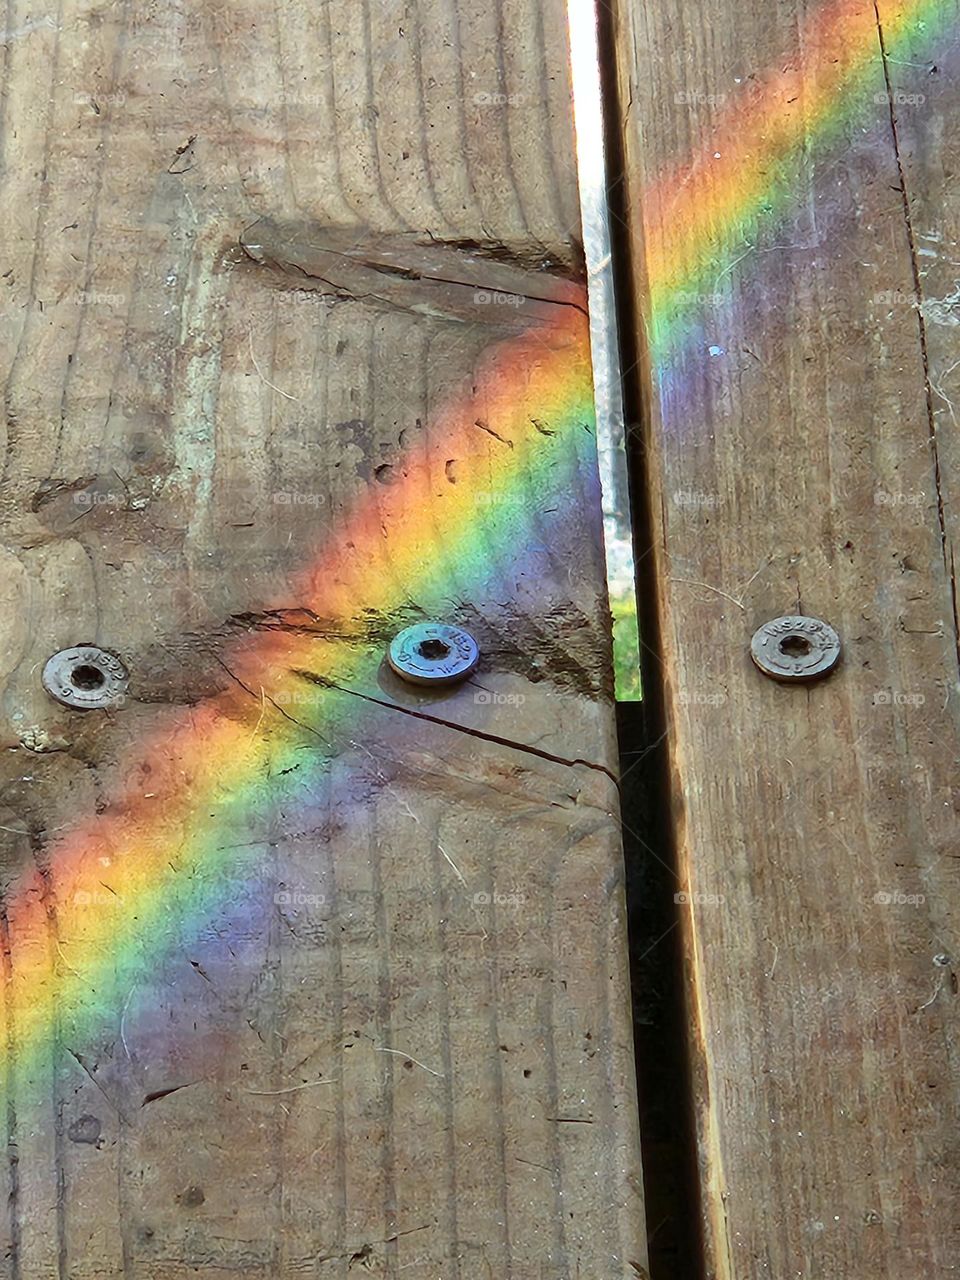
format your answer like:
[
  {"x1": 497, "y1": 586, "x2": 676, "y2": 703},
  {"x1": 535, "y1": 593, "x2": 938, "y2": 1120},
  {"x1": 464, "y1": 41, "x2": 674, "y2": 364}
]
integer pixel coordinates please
[{"x1": 567, "y1": 0, "x2": 641, "y2": 701}]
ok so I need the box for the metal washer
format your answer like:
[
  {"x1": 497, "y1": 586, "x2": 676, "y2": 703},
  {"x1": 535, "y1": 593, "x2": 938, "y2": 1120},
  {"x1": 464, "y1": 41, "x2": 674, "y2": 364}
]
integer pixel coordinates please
[
  {"x1": 750, "y1": 615, "x2": 841, "y2": 683},
  {"x1": 42, "y1": 646, "x2": 129, "y2": 710},
  {"x1": 388, "y1": 622, "x2": 479, "y2": 687}
]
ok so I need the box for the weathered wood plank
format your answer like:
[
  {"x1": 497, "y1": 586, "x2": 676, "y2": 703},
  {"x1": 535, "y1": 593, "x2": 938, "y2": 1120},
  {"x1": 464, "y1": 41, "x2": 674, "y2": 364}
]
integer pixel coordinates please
[
  {"x1": 0, "y1": 2, "x2": 645, "y2": 1277},
  {"x1": 609, "y1": 0, "x2": 959, "y2": 1274},
  {"x1": 876, "y1": 1, "x2": 960, "y2": 611}
]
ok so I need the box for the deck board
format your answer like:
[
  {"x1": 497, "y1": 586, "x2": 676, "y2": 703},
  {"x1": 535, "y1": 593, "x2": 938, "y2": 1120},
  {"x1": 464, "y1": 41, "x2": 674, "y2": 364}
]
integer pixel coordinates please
[
  {"x1": 609, "y1": 0, "x2": 960, "y2": 1274},
  {"x1": 0, "y1": 3, "x2": 645, "y2": 1276}
]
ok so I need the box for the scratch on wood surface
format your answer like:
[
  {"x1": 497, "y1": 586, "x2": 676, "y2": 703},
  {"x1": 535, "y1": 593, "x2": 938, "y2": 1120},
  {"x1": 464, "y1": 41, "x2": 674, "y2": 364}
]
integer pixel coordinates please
[
  {"x1": 437, "y1": 842, "x2": 467, "y2": 887},
  {"x1": 473, "y1": 418, "x2": 514, "y2": 448},
  {"x1": 141, "y1": 1081, "x2": 203, "y2": 1107},
  {"x1": 318, "y1": 1224, "x2": 431, "y2": 1267}
]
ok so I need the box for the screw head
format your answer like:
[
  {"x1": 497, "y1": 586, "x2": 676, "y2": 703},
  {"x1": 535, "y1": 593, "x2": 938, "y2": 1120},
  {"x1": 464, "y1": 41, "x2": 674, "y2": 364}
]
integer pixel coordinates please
[
  {"x1": 387, "y1": 622, "x2": 479, "y2": 687},
  {"x1": 42, "y1": 646, "x2": 129, "y2": 710},
  {"x1": 750, "y1": 615, "x2": 841, "y2": 683}
]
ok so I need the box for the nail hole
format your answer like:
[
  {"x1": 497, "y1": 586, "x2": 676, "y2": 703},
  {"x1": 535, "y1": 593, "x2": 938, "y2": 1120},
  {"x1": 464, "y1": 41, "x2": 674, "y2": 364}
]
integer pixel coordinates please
[
  {"x1": 779, "y1": 635, "x2": 811, "y2": 658},
  {"x1": 71, "y1": 664, "x2": 106, "y2": 691},
  {"x1": 417, "y1": 639, "x2": 451, "y2": 661}
]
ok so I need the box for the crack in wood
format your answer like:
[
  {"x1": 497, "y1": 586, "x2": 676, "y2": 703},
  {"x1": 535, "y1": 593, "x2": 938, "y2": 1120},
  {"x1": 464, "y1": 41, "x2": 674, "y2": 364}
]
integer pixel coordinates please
[
  {"x1": 873, "y1": 1, "x2": 960, "y2": 681},
  {"x1": 292, "y1": 667, "x2": 619, "y2": 784},
  {"x1": 238, "y1": 217, "x2": 587, "y2": 323}
]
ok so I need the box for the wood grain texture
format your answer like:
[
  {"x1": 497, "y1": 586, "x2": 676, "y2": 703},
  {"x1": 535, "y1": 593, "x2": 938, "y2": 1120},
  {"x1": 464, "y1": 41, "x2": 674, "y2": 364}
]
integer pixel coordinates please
[
  {"x1": 608, "y1": 0, "x2": 959, "y2": 1275},
  {"x1": 0, "y1": 2, "x2": 646, "y2": 1277}
]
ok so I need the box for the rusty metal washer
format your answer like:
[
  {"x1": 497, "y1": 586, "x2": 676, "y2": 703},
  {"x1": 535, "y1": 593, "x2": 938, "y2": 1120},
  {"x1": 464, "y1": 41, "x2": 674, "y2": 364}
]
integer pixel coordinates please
[
  {"x1": 42, "y1": 646, "x2": 129, "y2": 710},
  {"x1": 750, "y1": 615, "x2": 841, "y2": 683},
  {"x1": 388, "y1": 622, "x2": 479, "y2": 687}
]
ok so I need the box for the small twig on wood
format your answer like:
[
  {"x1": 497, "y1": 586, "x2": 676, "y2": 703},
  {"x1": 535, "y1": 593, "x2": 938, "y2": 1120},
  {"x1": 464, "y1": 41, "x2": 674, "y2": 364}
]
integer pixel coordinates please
[
  {"x1": 245, "y1": 1080, "x2": 335, "y2": 1096},
  {"x1": 375, "y1": 1047, "x2": 444, "y2": 1078},
  {"x1": 247, "y1": 330, "x2": 300, "y2": 402}
]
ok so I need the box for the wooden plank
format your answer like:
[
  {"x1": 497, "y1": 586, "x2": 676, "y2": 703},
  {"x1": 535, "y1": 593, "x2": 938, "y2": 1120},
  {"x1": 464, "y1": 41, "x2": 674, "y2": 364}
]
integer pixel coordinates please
[
  {"x1": 875, "y1": 2, "x2": 960, "y2": 599},
  {"x1": 607, "y1": 0, "x2": 959, "y2": 1274},
  {"x1": 0, "y1": 2, "x2": 646, "y2": 1277}
]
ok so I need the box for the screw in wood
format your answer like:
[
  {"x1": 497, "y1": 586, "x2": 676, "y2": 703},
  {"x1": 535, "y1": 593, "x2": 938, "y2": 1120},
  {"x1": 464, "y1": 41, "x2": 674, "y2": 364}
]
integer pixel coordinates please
[
  {"x1": 750, "y1": 615, "x2": 841, "y2": 683},
  {"x1": 387, "y1": 622, "x2": 480, "y2": 686},
  {"x1": 42, "y1": 645, "x2": 130, "y2": 710}
]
